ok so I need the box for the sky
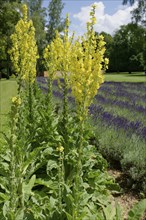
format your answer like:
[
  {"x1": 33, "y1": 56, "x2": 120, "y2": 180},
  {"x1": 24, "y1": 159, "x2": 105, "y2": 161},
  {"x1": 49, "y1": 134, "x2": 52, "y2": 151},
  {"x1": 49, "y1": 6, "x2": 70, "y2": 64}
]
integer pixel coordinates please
[{"x1": 42, "y1": 0, "x2": 138, "y2": 36}]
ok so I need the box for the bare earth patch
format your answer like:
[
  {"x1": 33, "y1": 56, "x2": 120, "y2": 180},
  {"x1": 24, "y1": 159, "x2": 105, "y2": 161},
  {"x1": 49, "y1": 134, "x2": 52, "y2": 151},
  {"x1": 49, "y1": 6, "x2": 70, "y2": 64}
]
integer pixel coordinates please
[{"x1": 108, "y1": 169, "x2": 146, "y2": 220}]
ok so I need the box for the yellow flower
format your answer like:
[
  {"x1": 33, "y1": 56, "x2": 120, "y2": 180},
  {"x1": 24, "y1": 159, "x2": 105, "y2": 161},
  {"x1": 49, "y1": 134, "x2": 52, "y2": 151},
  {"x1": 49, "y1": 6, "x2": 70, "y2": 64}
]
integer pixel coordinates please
[
  {"x1": 56, "y1": 146, "x2": 64, "y2": 153},
  {"x1": 69, "y1": 4, "x2": 108, "y2": 116},
  {"x1": 44, "y1": 14, "x2": 73, "y2": 83},
  {"x1": 12, "y1": 97, "x2": 17, "y2": 103},
  {"x1": 9, "y1": 4, "x2": 38, "y2": 84},
  {"x1": 12, "y1": 96, "x2": 21, "y2": 105}
]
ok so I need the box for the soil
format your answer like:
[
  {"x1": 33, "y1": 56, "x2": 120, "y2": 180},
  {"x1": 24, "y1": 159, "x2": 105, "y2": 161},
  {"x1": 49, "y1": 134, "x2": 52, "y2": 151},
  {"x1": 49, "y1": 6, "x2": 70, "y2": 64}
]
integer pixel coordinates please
[{"x1": 108, "y1": 168, "x2": 146, "y2": 220}]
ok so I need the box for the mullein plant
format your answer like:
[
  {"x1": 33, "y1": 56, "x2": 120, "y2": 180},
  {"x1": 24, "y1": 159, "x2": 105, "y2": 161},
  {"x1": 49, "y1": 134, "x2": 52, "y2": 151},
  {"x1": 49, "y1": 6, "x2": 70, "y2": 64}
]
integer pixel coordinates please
[
  {"x1": 1, "y1": 3, "x2": 145, "y2": 219},
  {"x1": 7, "y1": 96, "x2": 23, "y2": 220},
  {"x1": 2, "y1": 4, "x2": 40, "y2": 219},
  {"x1": 44, "y1": 14, "x2": 73, "y2": 134},
  {"x1": 43, "y1": 15, "x2": 74, "y2": 218},
  {"x1": 44, "y1": 15, "x2": 74, "y2": 182},
  {"x1": 69, "y1": 5, "x2": 109, "y2": 218},
  {"x1": 9, "y1": 4, "x2": 38, "y2": 129},
  {"x1": 43, "y1": 5, "x2": 111, "y2": 219}
]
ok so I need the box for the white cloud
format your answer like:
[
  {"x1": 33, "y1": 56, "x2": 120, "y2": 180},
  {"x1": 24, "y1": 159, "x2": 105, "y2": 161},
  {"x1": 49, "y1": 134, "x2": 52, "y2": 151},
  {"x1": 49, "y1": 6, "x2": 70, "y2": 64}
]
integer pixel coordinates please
[{"x1": 73, "y1": 1, "x2": 137, "y2": 36}]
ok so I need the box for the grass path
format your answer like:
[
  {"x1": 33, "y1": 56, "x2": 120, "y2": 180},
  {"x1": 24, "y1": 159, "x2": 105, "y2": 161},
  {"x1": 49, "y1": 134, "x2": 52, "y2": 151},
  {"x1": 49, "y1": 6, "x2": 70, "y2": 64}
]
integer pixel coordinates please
[
  {"x1": 0, "y1": 79, "x2": 17, "y2": 137},
  {"x1": 105, "y1": 72, "x2": 146, "y2": 82}
]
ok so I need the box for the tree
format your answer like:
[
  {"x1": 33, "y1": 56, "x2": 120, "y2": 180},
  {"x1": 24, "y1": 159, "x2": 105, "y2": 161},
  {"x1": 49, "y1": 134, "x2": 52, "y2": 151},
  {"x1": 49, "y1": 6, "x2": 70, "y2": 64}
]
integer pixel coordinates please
[
  {"x1": 109, "y1": 23, "x2": 146, "y2": 72},
  {"x1": 0, "y1": 0, "x2": 21, "y2": 78},
  {"x1": 123, "y1": 0, "x2": 146, "y2": 27},
  {"x1": 123, "y1": 0, "x2": 134, "y2": 4},
  {"x1": 123, "y1": 0, "x2": 146, "y2": 70},
  {"x1": 47, "y1": 0, "x2": 65, "y2": 43}
]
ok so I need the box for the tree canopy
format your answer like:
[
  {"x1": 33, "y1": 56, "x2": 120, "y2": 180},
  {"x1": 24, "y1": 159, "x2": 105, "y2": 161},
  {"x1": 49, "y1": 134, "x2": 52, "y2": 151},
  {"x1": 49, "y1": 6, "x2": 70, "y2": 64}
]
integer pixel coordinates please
[
  {"x1": 123, "y1": 0, "x2": 146, "y2": 27},
  {"x1": 46, "y1": 0, "x2": 65, "y2": 43},
  {"x1": 0, "y1": 0, "x2": 21, "y2": 78},
  {"x1": 108, "y1": 23, "x2": 146, "y2": 72}
]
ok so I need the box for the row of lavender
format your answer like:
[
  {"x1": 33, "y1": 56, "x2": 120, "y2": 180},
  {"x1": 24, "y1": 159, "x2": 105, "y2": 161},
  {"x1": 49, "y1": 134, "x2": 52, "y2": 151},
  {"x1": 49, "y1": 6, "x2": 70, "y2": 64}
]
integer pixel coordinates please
[
  {"x1": 37, "y1": 77, "x2": 146, "y2": 141},
  {"x1": 37, "y1": 77, "x2": 146, "y2": 190}
]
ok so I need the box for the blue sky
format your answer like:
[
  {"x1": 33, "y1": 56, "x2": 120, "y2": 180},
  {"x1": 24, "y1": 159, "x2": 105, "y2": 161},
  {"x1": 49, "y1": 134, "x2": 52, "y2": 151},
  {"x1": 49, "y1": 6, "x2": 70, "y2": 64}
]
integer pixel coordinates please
[{"x1": 42, "y1": 0, "x2": 137, "y2": 36}]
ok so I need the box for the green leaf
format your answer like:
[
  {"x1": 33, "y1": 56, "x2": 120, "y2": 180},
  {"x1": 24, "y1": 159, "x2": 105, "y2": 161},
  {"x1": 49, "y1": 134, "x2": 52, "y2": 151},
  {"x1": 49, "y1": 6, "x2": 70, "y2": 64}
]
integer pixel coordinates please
[
  {"x1": 15, "y1": 209, "x2": 24, "y2": 220},
  {"x1": 22, "y1": 147, "x2": 44, "y2": 176},
  {"x1": 0, "y1": 177, "x2": 9, "y2": 193},
  {"x1": 35, "y1": 178, "x2": 58, "y2": 190},
  {"x1": 115, "y1": 202, "x2": 123, "y2": 220},
  {"x1": 102, "y1": 203, "x2": 116, "y2": 220},
  {"x1": 50, "y1": 196, "x2": 56, "y2": 209},
  {"x1": 23, "y1": 175, "x2": 36, "y2": 202},
  {"x1": 0, "y1": 211, "x2": 5, "y2": 220},
  {"x1": 0, "y1": 161, "x2": 9, "y2": 178},
  {"x1": 66, "y1": 212, "x2": 73, "y2": 220},
  {"x1": 127, "y1": 199, "x2": 146, "y2": 220},
  {"x1": 46, "y1": 160, "x2": 58, "y2": 178},
  {"x1": 3, "y1": 200, "x2": 9, "y2": 218},
  {"x1": 0, "y1": 192, "x2": 9, "y2": 204},
  {"x1": 47, "y1": 160, "x2": 58, "y2": 171}
]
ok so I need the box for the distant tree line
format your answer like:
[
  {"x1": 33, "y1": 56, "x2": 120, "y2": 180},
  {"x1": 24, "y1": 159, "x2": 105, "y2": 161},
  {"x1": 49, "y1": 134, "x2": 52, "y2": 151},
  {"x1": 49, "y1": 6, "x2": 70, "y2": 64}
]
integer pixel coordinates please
[
  {"x1": 0, "y1": 0, "x2": 64, "y2": 78},
  {"x1": 99, "y1": 23, "x2": 146, "y2": 73},
  {"x1": 0, "y1": 0, "x2": 145, "y2": 78}
]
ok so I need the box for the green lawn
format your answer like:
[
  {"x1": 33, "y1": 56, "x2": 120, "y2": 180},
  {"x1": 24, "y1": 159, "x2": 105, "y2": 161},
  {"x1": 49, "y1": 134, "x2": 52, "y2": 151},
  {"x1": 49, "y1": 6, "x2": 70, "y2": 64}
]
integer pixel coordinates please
[
  {"x1": 0, "y1": 79, "x2": 17, "y2": 137},
  {"x1": 105, "y1": 72, "x2": 146, "y2": 82}
]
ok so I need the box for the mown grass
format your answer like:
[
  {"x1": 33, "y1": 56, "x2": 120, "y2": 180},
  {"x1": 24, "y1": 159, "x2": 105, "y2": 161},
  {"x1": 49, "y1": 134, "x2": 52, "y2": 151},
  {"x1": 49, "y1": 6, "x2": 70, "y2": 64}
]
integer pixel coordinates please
[
  {"x1": 0, "y1": 79, "x2": 17, "y2": 142},
  {"x1": 105, "y1": 72, "x2": 146, "y2": 82}
]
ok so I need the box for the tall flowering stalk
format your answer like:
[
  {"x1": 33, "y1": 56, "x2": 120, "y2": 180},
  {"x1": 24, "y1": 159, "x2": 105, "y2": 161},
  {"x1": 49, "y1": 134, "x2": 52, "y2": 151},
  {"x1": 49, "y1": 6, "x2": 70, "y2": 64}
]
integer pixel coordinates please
[
  {"x1": 55, "y1": 15, "x2": 73, "y2": 152},
  {"x1": 70, "y1": 5, "x2": 108, "y2": 117},
  {"x1": 56, "y1": 144, "x2": 65, "y2": 214},
  {"x1": 7, "y1": 96, "x2": 24, "y2": 220},
  {"x1": 9, "y1": 4, "x2": 38, "y2": 86},
  {"x1": 70, "y1": 5, "x2": 109, "y2": 218},
  {"x1": 44, "y1": 15, "x2": 74, "y2": 180},
  {"x1": 44, "y1": 14, "x2": 73, "y2": 116},
  {"x1": 9, "y1": 4, "x2": 38, "y2": 126}
]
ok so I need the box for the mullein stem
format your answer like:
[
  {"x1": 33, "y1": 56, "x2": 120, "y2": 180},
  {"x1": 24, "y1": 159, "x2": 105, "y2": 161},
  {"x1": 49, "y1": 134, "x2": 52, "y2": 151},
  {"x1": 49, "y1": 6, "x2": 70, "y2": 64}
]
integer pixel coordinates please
[
  {"x1": 28, "y1": 76, "x2": 33, "y2": 124},
  {"x1": 73, "y1": 109, "x2": 84, "y2": 219},
  {"x1": 47, "y1": 78, "x2": 53, "y2": 111},
  {"x1": 63, "y1": 77, "x2": 68, "y2": 128},
  {"x1": 9, "y1": 103, "x2": 22, "y2": 219},
  {"x1": 62, "y1": 77, "x2": 71, "y2": 182},
  {"x1": 58, "y1": 151, "x2": 64, "y2": 214}
]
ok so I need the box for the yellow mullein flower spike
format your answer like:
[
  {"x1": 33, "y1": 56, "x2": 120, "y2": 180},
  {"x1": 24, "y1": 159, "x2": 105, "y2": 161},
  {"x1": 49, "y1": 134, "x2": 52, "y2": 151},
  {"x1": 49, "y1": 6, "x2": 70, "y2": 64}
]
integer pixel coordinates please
[
  {"x1": 70, "y1": 4, "x2": 108, "y2": 117},
  {"x1": 9, "y1": 4, "x2": 38, "y2": 84},
  {"x1": 44, "y1": 14, "x2": 73, "y2": 83}
]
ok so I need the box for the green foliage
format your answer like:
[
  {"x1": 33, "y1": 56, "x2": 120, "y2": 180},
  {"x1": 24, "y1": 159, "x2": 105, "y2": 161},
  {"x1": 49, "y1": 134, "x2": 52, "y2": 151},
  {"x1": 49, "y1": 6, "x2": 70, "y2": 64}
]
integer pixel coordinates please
[
  {"x1": 0, "y1": 74, "x2": 122, "y2": 219},
  {"x1": 127, "y1": 199, "x2": 146, "y2": 220},
  {"x1": 1, "y1": 4, "x2": 146, "y2": 220},
  {"x1": 92, "y1": 116, "x2": 146, "y2": 192},
  {"x1": 123, "y1": 0, "x2": 146, "y2": 27},
  {"x1": 0, "y1": 1, "x2": 21, "y2": 36},
  {"x1": 0, "y1": 1, "x2": 21, "y2": 78},
  {"x1": 109, "y1": 23, "x2": 146, "y2": 72},
  {"x1": 46, "y1": 0, "x2": 65, "y2": 43}
]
